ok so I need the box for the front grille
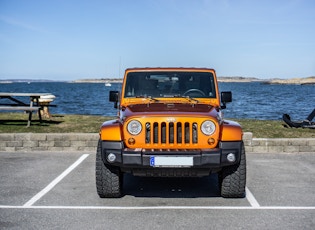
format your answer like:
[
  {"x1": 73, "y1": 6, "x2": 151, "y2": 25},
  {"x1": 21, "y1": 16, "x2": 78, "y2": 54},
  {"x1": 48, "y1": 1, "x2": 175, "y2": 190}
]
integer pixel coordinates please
[{"x1": 145, "y1": 122, "x2": 198, "y2": 145}]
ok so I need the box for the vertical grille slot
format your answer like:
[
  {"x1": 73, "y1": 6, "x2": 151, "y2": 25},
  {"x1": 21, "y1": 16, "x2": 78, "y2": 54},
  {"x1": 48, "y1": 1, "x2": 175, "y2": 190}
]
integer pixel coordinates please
[
  {"x1": 177, "y1": 123, "x2": 182, "y2": 143},
  {"x1": 193, "y1": 122, "x2": 198, "y2": 143},
  {"x1": 169, "y1": 122, "x2": 174, "y2": 143},
  {"x1": 145, "y1": 122, "x2": 151, "y2": 143},
  {"x1": 153, "y1": 122, "x2": 159, "y2": 143},
  {"x1": 185, "y1": 122, "x2": 190, "y2": 143},
  {"x1": 161, "y1": 122, "x2": 166, "y2": 143},
  {"x1": 145, "y1": 121, "x2": 198, "y2": 145}
]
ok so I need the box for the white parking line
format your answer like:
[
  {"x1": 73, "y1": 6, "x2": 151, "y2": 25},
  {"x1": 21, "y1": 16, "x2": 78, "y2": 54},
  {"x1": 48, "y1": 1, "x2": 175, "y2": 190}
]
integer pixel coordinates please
[
  {"x1": 246, "y1": 187, "x2": 260, "y2": 208},
  {"x1": 23, "y1": 154, "x2": 90, "y2": 207},
  {"x1": 1, "y1": 205, "x2": 315, "y2": 210}
]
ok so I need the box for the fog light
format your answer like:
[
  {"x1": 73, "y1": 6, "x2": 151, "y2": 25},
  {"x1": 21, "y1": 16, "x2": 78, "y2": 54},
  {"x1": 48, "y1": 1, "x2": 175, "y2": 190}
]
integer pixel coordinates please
[
  {"x1": 128, "y1": 138, "x2": 135, "y2": 145},
  {"x1": 207, "y1": 138, "x2": 215, "y2": 145},
  {"x1": 107, "y1": 153, "x2": 116, "y2": 162},
  {"x1": 227, "y1": 153, "x2": 236, "y2": 162}
]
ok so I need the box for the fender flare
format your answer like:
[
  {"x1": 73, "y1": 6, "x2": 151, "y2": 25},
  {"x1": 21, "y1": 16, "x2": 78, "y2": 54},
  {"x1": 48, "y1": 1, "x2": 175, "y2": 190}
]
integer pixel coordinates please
[
  {"x1": 220, "y1": 120, "x2": 243, "y2": 141},
  {"x1": 99, "y1": 120, "x2": 123, "y2": 141}
]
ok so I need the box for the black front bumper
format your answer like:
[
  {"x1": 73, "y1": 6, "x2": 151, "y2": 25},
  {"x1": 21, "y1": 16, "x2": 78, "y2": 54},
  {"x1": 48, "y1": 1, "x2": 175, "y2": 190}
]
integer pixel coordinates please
[{"x1": 101, "y1": 141, "x2": 243, "y2": 170}]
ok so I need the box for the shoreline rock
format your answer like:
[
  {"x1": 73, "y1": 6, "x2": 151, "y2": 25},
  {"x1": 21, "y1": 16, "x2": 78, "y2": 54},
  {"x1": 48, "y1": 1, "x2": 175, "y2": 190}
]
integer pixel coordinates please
[
  {"x1": 71, "y1": 78, "x2": 123, "y2": 83},
  {"x1": 72, "y1": 76, "x2": 315, "y2": 85},
  {"x1": 266, "y1": 77, "x2": 315, "y2": 85}
]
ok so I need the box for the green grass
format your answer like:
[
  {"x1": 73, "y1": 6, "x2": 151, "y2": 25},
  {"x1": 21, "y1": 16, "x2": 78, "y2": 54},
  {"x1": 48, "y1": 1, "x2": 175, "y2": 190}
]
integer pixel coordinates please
[
  {"x1": 234, "y1": 119, "x2": 315, "y2": 138},
  {"x1": 0, "y1": 113, "x2": 109, "y2": 133},
  {"x1": 0, "y1": 112, "x2": 314, "y2": 138}
]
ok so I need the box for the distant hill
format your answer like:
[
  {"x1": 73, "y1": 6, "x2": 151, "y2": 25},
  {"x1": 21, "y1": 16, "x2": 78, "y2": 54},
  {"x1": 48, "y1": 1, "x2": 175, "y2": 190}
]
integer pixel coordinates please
[
  {"x1": 71, "y1": 78, "x2": 123, "y2": 83},
  {"x1": 0, "y1": 79, "x2": 64, "y2": 83},
  {"x1": 72, "y1": 76, "x2": 262, "y2": 83},
  {"x1": 2, "y1": 76, "x2": 314, "y2": 85},
  {"x1": 218, "y1": 76, "x2": 261, "y2": 82},
  {"x1": 266, "y1": 77, "x2": 315, "y2": 85}
]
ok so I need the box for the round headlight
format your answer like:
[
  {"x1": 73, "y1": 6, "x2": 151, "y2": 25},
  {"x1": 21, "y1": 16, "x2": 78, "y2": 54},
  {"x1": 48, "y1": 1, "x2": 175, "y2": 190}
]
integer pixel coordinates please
[
  {"x1": 201, "y1": 120, "x2": 216, "y2": 136},
  {"x1": 127, "y1": 120, "x2": 142, "y2": 135}
]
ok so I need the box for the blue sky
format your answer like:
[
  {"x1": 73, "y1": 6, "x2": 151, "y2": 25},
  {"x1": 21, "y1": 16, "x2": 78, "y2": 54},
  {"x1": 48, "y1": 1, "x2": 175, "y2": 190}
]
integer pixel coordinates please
[{"x1": 0, "y1": 0, "x2": 314, "y2": 80}]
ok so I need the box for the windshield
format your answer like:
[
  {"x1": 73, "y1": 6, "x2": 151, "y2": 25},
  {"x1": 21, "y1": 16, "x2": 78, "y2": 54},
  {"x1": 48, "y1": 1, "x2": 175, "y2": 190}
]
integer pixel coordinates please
[{"x1": 124, "y1": 71, "x2": 216, "y2": 98}]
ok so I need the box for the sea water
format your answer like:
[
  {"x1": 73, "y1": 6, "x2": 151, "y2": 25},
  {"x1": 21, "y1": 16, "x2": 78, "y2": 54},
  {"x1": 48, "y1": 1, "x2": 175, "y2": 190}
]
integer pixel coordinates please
[{"x1": 0, "y1": 82, "x2": 314, "y2": 120}]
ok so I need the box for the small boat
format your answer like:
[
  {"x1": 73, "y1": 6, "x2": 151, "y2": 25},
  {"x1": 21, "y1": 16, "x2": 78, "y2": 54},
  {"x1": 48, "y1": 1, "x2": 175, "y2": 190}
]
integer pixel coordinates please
[{"x1": 105, "y1": 82, "x2": 111, "y2": 87}]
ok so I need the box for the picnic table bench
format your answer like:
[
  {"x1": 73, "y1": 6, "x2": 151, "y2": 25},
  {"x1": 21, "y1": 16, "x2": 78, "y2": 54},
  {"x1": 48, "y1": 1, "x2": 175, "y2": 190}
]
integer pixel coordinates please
[{"x1": 0, "y1": 92, "x2": 53, "y2": 127}]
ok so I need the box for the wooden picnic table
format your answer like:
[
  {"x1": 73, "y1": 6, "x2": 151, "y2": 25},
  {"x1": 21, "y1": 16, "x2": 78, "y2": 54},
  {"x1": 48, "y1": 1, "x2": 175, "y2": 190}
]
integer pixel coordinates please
[{"x1": 0, "y1": 92, "x2": 51, "y2": 127}]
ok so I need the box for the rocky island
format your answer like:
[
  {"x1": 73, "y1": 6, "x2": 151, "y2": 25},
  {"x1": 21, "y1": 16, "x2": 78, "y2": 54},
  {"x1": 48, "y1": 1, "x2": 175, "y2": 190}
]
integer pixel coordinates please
[
  {"x1": 70, "y1": 76, "x2": 315, "y2": 85},
  {"x1": 266, "y1": 77, "x2": 315, "y2": 85},
  {"x1": 72, "y1": 78, "x2": 123, "y2": 83}
]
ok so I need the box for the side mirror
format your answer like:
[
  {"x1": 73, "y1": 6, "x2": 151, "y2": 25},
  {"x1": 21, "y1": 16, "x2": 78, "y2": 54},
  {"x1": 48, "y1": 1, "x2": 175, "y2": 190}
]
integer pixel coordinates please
[
  {"x1": 109, "y1": 91, "x2": 119, "y2": 109},
  {"x1": 221, "y1": 91, "x2": 232, "y2": 109}
]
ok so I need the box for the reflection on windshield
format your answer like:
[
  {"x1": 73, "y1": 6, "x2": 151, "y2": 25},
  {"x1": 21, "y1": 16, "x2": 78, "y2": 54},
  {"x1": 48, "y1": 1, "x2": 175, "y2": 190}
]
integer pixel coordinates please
[{"x1": 124, "y1": 72, "x2": 216, "y2": 98}]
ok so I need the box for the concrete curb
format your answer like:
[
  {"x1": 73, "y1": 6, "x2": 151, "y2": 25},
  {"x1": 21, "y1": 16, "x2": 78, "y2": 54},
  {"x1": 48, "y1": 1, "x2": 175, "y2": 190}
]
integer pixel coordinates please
[
  {"x1": 0, "y1": 132, "x2": 314, "y2": 153},
  {"x1": 242, "y1": 132, "x2": 315, "y2": 153},
  {"x1": 0, "y1": 133, "x2": 99, "y2": 152}
]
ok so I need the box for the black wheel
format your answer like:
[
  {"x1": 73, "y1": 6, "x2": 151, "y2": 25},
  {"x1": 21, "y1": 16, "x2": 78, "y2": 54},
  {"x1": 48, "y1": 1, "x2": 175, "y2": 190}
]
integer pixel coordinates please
[
  {"x1": 95, "y1": 140, "x2": 123, "y2": 198},
  {"x1": 183, "y1": 89, "x2": 205, "y2": 97},
  {"x1": 219, "y1": 142, "x2": 246, "y2": 198}
]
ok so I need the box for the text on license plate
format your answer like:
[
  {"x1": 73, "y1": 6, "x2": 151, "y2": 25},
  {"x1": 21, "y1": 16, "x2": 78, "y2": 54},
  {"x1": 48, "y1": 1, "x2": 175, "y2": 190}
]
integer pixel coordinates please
[{"x1": 150, "y1": 156, "x2": 193, "y2": 167}]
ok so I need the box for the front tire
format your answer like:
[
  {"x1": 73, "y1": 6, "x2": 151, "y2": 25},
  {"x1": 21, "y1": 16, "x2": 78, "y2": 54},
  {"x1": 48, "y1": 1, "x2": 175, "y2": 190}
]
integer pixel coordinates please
[
  {"x1": 95, "y1": 140, "x2": 123, "y2": 198},
  {"x1": 219, "y1": 142, "x2": 246, "y2": 198}
]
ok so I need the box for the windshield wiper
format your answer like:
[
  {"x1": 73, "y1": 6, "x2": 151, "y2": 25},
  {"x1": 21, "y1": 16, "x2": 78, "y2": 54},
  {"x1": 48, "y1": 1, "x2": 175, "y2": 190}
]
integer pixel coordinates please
[
  {"x1": 173, "y1": 95, "x2": 199, "y2": 103},
  {"x1": 135, "y1": 95, "x2": 159, "y2": 102}
]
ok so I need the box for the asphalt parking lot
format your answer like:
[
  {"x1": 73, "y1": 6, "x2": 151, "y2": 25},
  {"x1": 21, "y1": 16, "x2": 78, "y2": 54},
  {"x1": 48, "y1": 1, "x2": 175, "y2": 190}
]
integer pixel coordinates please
[{"x1": 0, "y1": 151, "x2": 314, "y2": 229}]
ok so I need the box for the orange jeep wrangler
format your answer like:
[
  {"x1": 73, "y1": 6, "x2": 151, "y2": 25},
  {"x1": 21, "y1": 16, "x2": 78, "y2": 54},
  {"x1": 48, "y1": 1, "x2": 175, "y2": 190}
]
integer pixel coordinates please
[{"x1": 96, "y1": 68, "x2": 246, "y2": 198}]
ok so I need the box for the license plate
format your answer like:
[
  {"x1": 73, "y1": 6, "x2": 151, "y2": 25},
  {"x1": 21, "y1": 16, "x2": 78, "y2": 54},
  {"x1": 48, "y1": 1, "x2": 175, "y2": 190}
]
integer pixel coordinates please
[{"x1": 150, "y1": 156, "x2": 193, "y2": 167}]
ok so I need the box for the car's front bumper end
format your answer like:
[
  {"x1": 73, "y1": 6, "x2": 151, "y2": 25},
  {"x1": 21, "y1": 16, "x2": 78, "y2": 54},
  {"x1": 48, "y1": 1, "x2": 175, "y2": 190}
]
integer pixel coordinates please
[{"x1": 100, "y1": 141, "x2": 243, "y2": 176}]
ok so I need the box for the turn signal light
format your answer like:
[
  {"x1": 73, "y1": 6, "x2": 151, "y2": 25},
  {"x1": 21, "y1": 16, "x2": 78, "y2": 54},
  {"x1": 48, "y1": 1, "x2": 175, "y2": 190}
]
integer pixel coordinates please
[
  {"x1": 207, "y1": 138, "x2": 215, "y2": 145},
  {"x1": 128, "y1": 138, "x2": 136, "y2": 145}
]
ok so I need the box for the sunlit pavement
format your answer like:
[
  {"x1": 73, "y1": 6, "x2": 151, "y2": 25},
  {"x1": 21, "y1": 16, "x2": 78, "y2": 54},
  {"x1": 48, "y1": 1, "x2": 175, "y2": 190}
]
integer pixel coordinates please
[{"x1": 0, "y1": 151, "x2": 314, "y2": 229}]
